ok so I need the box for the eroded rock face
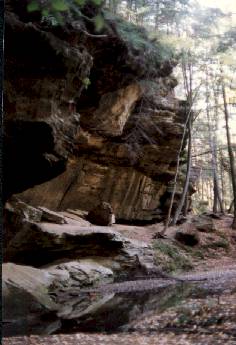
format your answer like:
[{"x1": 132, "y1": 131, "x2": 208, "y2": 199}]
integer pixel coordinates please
[
  {"x1": 85, "y1": 83, "x2": 142, "y2": 137},
  {"x1": 2, "y1": 201, "x2": 159, "y2": 336},
  {"x1": 4, "y1": 9, "x2": 93, "y2": 200},
  {"x1": 5, "y1": 0, "x2": 188, "y2": 222},
  {"x1": 4, "y1": 201, "x2": 155, "y2": 275}
]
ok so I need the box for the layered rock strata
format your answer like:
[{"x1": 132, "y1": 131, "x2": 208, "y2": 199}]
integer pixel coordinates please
[
  {"x1": 4, "y1": 199, "x2": 155, "y2": 272},
  {"x1": 5, "y1": 1, "x2": 187, "y2": 221},
  {"x1": 3, "y1": 199, "x2": 159, "y2": 336}
]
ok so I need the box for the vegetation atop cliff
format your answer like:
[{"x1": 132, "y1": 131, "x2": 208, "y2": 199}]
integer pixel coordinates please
[{"x1": 103, "y1": 10, "x2": 176, "y2": 69}]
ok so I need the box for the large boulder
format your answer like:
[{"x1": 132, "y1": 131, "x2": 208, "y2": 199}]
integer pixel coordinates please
[
  {"x1": 2, "y1": 260, "x2": 114, "y2": 336},
  {"x1": 87, "y1": 202, "x2": 115, "y2": 226},
  {"x1": 47, "y1": 259, "x2": 113, "y2": 289},
  {"x1": 3, "y1": 263, "x2": 58, "y2": 314},
  {"x1": 2, "y1": 263, "x2": 59, "y2": 337},
  {"x1": 4, "y1": 220, "x2": 123, "y2": 265}
]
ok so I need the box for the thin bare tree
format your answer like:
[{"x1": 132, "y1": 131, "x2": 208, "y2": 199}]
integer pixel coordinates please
[
  {"x1": 160, "y1": 52, "x2": 202, "y2": 234},
  {"x1": 205, "y1": 70, "x2": 224, "y2": 213},
  {"x1": 171, "y1": 52, "x2": 194, "y2": 225},
  {"x1": 220, "y1": 65, "x2": 236, "y2": 228}
]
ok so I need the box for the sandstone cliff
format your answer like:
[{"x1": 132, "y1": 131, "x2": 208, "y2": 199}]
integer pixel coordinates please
[{"x1": 5, "y1": 0, "x2": 187, "y2": 222}]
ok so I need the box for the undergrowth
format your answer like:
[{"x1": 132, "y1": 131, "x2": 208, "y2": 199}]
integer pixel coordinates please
[
  {"x1": 153, "y1": 240, "x2": 193, "y2": 273},
  {"x1": 153, "y1": 226, "x2": 232, "y2": 274},
  {"x1": 202, "y1": 239, "x2": 230, "y2": 250},
  {"x1": 103, "y1": 10, "x2": 176, "y2": 66}
]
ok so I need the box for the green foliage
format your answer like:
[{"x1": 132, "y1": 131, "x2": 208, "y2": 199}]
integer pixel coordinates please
[
  {"x1": 74, "y1": 0, "x2": 86, "y2": 5},
  {"x1": 26, "y1": 0, "x2": 176, "y2": 63},
  {"x1": 177, "y1": 243, "x2": 206, "y2": 260},
  {"x1": 92, "y1": 0, "x2": 103, "y2": 5},
  {"x1": 26, "y1": 0, "x2": 95, "y2": 26},
  {"x1": 94, "y1": 14, "x2": 105, "y2": 32},
  {"x1": 27, "y1": 0, "x2": 70, "y2": 15},
  {"x1": 153, "y1": 240, "x2": 193, "y2": 273},
  {"x1": 27, "y1": 1, "x2": 40, "y2": 12},
  {"x1": 202, "y1": 239, "x2": 230, "y2": 250},
  {"x1": 26, "y1": 0, "x2": 107, "y2": 32},
  {"x1": 51, "y1": 0, "x2": 69, "y2": 11},
  {"x1": 82, "y1": 77, "x2": 91, "y2": 89},
  {"x1": 42, "y1": 9, "x2": 49, "y2": 16},
  {"x1": 104, "y1": 11, "x2": 176, "y2": 66},
  {"x1": 41, "y1": 14, "x2": 60, "y2": 26}
]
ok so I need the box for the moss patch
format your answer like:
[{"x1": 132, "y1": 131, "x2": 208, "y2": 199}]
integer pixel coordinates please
[
  {"x1": 153, "y1": 240, "x2": 193, "y2": 273},
  {"x1": 202, "y1": 239, "x2": 230, "y2": 250},
  {"x1": 103, "y1": 10, "x2": 175, "y2": 71}
]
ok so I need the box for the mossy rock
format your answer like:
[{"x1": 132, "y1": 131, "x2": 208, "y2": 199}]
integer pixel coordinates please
[{"x1": 153, "y1": 240, "x2": 193, "y2": 273}]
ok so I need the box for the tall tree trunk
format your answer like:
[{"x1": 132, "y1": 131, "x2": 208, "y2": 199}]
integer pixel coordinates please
[
  {"x1": 213, "y1": 178, "x2": 218, "y2": 213},
  {"x1": 205, "y1": 68, "x2": 224, "y2": 214},
  {"x1": 161, "y1": 108, "x2": 190, "y2": 235},
  {"x1": 219, "y1": 149, "x2": 225, "y2": 210},
  {"x1": 213, "y1": 87, "x2": 224, "y2": 213},
  {"x1": 161, "y1": 52, "x2": 201, "y2": 235},
  {"x1": 183, "y1": 191, "x2": 189, "y2": 216},
  {"x1": 228, "y1": 199, "x2": 234, "y2": 213},
  {"x1": 221, "y1": 73, "x2": 236, "y2": 228},
  {"x1": 172, "y1": 50, "x2": 194, "y2": 224},
  {"x1": 172, "y1": 118, "x2": 192, "y2": 225},
  {"x1": 210, "y1": 134, "x2": 224, "y2": 213}
]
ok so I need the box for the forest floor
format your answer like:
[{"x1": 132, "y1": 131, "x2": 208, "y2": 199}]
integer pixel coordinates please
[
  {"x1": 3, "y1": 214, "x2": 236, "y2": 345},
  {"x1": 116, "y1": 214, "x2": 236, "y2": 272}
]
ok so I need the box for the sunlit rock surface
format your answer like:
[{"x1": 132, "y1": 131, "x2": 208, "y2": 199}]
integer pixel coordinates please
[
  {"x1": 5, "y1": 0, "x2": 188, "y2": 221},
  {"x1": 4, "y1": 200, "x2": 155, "y2": 274}
]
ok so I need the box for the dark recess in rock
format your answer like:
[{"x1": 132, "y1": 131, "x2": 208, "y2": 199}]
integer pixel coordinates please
[{"x1": 3, "y1": 120, "x2": 66, "y2": 200}]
